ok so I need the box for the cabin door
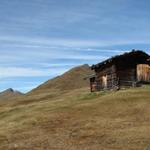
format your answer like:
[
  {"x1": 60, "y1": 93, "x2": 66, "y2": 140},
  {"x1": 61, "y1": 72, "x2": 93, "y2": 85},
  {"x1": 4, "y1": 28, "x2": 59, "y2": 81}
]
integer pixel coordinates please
[
  {"x1": 137, "y1": 64, "x2": 150, "y2": 82},
  {"x1": 102, "y1": 75, "x2": 107, "y2": 89}
]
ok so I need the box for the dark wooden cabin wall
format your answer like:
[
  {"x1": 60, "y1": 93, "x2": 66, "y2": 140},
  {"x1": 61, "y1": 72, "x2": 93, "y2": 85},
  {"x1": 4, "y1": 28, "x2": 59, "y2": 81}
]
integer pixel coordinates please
[
  {"x1": 96, "y1": 65, "x2": 137, "y2": 89},
  {"x1": 96, "y1": 65, "x2": 118, "y2": 89},
  {"x1": 117, "y1": 68, "x2": 136, "y2": 87}
]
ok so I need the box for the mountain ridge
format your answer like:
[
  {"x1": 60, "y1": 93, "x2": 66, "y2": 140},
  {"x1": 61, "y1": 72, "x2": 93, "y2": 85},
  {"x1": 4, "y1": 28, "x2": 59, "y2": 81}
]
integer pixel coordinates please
[
  {"x1": 28, "y1": 64, "x2": 94, "y2": 96},
  {"x1": 0, "y1": 88, "x2": 24, "y2": 101},
  {"x1": 0, "y1": 64, "x2": 94, "y2": 101}
]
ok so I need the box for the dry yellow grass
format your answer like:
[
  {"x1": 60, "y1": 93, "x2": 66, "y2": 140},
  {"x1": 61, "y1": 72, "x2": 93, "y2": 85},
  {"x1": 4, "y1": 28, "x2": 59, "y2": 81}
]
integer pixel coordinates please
[{"x1": 0, "y1": 86, "x2": 150, "y2": 150}]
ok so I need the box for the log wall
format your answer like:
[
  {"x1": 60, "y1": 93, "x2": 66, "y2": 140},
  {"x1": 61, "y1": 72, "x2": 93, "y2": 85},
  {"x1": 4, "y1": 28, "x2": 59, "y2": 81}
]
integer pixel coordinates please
[
  {"x1": 117, "y1": 68, "x2": 136, "y2": 87},
  {"x1": 95, "y1": 65, "x2": 118, "y2": 90},
  {"x1": 91, "y1": 63, "x2": 150, "y2": 91}
]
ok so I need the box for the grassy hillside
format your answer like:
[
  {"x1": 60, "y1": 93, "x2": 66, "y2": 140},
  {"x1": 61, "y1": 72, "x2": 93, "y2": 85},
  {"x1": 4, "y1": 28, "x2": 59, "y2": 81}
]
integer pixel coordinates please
[
  {"x1": 0, "y1": 64, "x2": 93, "y2": 104},
  {"x1": 0, "y1": 86, "x2": 150, "y2": 150},
  {"x1": 29, "y1": 64, "x2": 93, "y2": 96}
]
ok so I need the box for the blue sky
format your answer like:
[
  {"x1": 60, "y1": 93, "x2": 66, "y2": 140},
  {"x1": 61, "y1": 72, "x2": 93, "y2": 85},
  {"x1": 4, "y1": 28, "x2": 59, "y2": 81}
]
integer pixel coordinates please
[{"x1": 0, "y1": 0, "x2": 150, "y2": 93}]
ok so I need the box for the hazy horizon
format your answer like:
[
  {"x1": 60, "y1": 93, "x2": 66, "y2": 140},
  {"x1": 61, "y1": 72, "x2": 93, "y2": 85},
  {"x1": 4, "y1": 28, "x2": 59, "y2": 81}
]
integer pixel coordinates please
[{"x1": 0, "y1": 0, "x2": 150, "y2": 92}]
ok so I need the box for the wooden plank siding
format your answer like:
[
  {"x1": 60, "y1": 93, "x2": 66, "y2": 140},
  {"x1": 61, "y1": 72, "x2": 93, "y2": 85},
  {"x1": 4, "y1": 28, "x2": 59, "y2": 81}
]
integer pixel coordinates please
[
  {"x1": 95, "y1": 65, "x2": 119, "y2": 90},
  {"x1": 117, "y1": 68, "x2": 136, "y2": 88},
  {"x1": 137, "y1": 64, "x2": 150, "y2": 82},
  {"x1": 91, "y1": 64, "x2": 150, "y2": 91}
]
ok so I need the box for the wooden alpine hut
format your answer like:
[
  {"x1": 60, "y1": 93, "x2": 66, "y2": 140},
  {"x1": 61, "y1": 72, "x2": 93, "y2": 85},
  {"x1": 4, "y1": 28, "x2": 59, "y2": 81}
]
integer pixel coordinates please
[{"x1": 89, "y1": 50, "x2": 150, "y2": 92}]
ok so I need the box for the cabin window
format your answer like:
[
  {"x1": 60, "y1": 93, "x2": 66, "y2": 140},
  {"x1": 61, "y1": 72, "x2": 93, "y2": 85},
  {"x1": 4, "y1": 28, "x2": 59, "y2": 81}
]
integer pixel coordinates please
[{"x1": 137, "y1": 64, "x2": 150, "y2": 82}]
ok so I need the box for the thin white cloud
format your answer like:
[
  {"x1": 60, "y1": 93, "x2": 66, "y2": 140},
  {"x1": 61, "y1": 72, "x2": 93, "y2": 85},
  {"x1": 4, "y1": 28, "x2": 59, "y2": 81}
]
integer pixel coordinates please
[
  {"x1": 0, "y1": 67, "x2": 68, "y2": 78},
  {"x1": 37, "y1": 63, "x2": 80, "y2": 68},
  {"x1": 0, "y1": 46, "x2": 108, "y2": 65},
  {"x1": 1, "y1": 35, "x2": 150, "y2": 48},
  {"x1": 0, "y1": 36, "x2": 101, "y2": 47}
]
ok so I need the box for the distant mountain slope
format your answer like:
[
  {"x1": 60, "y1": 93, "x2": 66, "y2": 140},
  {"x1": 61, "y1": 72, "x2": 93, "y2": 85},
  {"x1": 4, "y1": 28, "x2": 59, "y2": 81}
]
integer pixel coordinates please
[
  {"x1": 29, "y1": 64, "x2": 94, "y2": 95},
  {"x1": 0, "y1": 88, "x2": 24, "y2": 101}
]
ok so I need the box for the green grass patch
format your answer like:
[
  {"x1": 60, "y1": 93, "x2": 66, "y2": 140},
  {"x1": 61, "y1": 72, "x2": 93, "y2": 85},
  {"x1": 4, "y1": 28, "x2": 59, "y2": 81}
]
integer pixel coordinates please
[{"x1": 79, "y1": 91, "x2": 109, "y2": 101}]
